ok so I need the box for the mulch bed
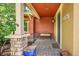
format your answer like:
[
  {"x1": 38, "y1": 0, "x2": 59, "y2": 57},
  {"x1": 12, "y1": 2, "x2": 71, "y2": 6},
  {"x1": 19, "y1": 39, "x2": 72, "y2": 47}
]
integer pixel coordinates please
[{"x1": 0, "y1": 44, "x2": 10, "y2": 56}]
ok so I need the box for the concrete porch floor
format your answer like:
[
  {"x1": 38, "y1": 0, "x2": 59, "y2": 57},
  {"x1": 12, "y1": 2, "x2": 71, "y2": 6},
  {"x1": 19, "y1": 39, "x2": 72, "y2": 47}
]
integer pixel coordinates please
[{"x1": 33, "y1": 38, "x2": 60, "y2": 56}]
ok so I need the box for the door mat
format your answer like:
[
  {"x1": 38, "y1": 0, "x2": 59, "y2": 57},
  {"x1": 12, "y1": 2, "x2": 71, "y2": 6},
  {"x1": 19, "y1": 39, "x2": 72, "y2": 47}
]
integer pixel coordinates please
[{"x1": 52, "y1": 43, "x2": 59, "y2": 48}]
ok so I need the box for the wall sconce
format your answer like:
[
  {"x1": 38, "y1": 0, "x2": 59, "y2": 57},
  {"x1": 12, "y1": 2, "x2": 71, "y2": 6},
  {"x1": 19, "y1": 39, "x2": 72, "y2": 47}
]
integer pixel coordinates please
[
  {"x1": 51, "y1": 17, "x2": 55, "y2": 23},
  {"x1": 52, "y1": 20, "x2": 55, "y2": 23}
]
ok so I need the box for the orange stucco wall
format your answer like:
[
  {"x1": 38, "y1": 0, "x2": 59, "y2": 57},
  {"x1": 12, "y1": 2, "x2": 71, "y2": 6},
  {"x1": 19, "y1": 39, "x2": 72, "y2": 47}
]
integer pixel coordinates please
[
  {"x1": 35, "y1": 17, "x2": 54, "y2": 37},
  {"x1": 29, "y1": 17, "x2": 54, "y2": 37}
]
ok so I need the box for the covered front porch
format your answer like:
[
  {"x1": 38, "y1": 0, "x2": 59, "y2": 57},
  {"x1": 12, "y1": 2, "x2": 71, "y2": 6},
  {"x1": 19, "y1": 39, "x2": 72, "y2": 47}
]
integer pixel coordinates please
[
  {"x1": 3, "y1": 3, "x2": 61, "y2": 56},
  {"x1": 1, "y1": 3, "x2": 79, "y2": 56}
]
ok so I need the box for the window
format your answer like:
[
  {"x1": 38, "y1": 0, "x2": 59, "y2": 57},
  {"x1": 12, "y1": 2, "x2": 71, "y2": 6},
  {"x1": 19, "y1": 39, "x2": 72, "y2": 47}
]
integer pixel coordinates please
[
  {"x1": 24, "y1": 4, "x2": 32, "y2": 33},
  {"x1": 24, "y1": 19, "x2": 29, "y2": 32}
]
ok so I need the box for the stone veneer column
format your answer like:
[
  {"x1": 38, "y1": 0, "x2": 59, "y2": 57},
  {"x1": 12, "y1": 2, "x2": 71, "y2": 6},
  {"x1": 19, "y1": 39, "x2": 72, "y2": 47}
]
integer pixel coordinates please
[
  {"x1": 11, "y1": 3, "x2": 26, "y2": 56},
  {"x1": 5, "y1": 3, "x2": 28, "y2": 56},
  {"x1": 10, "y1": 36, "x2": 27, "y2": 56}
]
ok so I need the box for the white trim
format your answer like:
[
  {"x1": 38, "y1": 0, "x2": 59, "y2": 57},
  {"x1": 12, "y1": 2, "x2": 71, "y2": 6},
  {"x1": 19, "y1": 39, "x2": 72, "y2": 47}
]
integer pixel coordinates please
[
  {"x1": 15, "y1": 3, "x2": 25, "y2": 35},
  {"x1": 54, "y1": 4, "x2": 63, "y2": 49},
  {"x1": 60, "y1": 5, "x2": 63, "y2": 49},
  {"x1": 26, "y1": 3, "x2": 40, "y2": 19}
]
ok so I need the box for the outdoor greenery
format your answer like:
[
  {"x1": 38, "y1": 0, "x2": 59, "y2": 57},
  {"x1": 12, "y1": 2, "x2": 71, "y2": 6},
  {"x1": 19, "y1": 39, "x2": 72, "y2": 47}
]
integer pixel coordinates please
[
  {"x1": 0, "y1": 4, "x2": 29, "y2": 55},
  {"x1": 0, "y1": 4, "x2": 29, "y2": 54},
  {"x1": 0, "y1": 3, "x2": 16, "y2": 45}
]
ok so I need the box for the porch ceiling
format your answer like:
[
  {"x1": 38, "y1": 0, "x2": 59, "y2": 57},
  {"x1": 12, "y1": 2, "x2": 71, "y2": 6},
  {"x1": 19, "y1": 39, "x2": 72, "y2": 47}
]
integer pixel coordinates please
[{"x1": 32, "y1": 3, "x2": 60, "y2": 17}]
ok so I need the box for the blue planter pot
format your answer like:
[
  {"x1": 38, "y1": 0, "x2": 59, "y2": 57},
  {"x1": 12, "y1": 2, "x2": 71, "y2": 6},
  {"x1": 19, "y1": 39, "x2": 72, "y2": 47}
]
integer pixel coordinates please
[{"x1": 23, "y1": 48, "x2": 37, "y2": 56}]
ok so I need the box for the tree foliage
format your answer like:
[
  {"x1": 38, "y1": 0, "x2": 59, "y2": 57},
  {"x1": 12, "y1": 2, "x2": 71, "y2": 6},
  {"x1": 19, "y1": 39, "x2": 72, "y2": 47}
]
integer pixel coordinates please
[{"x1": 0, "y1": 3, "x2": 16, "y2": 44}]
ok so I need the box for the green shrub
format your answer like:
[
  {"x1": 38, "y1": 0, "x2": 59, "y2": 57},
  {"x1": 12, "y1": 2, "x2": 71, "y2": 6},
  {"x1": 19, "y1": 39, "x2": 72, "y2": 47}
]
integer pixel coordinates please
[{"x1": 0, "y1": 3, "x2": 16, "y2": 45}]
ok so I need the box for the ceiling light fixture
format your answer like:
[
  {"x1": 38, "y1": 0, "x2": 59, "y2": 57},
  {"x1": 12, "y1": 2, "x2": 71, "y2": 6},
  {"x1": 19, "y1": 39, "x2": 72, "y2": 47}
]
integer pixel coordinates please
[{"x1": 45, "y1": 7, "x2": 49, "y2": 11}]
